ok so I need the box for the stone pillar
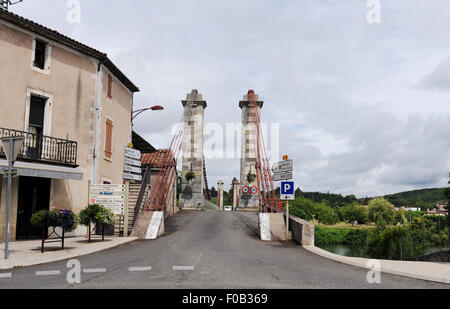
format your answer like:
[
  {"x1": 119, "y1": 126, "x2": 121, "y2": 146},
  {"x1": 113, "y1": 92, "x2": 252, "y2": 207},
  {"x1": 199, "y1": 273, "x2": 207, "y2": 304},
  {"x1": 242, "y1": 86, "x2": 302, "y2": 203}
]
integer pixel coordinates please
[
  {"x1": 233, "y1": 179, "x2": 239, "y2": 210},
  {"x1": 180, "y1": 90, "x2": 207, "y2": 210},
  {"x1": 217, "y1": 180, "x2": 224, "y2": 210},
  {"x1": 238, "y1": 91, "x2": 263, "y2": 211}
]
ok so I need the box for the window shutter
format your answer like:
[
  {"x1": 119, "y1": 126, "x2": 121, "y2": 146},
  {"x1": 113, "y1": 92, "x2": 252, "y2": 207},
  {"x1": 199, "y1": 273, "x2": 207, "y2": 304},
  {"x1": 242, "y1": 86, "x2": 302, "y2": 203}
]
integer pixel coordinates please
[{"x1": 105, "y1": 120, "x2": 113, "y2": 158}]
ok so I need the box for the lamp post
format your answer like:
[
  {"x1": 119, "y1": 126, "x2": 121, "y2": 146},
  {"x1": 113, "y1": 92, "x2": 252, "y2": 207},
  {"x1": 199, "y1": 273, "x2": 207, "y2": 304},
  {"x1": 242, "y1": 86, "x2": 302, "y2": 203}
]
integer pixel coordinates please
[
  {"x1": 131, "y1": 105, "x2": 164, "y2": 122},
  {"x1": 1, "y1": 136, "x2": 24, "y2": 259}
]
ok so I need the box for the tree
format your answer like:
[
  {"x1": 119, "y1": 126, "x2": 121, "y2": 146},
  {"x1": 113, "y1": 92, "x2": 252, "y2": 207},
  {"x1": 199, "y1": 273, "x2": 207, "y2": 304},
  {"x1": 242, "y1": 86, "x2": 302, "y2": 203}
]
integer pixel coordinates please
[
  {"x1": 210, "y1": 186, "x2": 217, "y2": 198},
  {"x1": 339, "y1": 204, "x2": 369, "y2": 225},
  {"x1": 295, "y1": 188, "x2": 303, "y2": 198},
  {"x1": 313, "y1": 203, "x2": 340, "y2": 225},
  {"x1": 368, "y1": 198, "x2": 398, "y2": 226}
]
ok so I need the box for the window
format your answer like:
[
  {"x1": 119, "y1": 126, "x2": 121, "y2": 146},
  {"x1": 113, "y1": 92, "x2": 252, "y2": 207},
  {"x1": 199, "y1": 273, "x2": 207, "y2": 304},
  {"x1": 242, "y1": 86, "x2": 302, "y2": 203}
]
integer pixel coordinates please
[
  {"x1": 107, "y1": 74, "x2": 113, "y2": 99},
  {"x1": 105, "y1": 119, "x2": 113, "y2": 159},
  {"x1": 29, "y1": 95, "x2": 47, "y2": 136},
  {"x1": 33, "y1": 40, "x2": 48, "y2": 70}
]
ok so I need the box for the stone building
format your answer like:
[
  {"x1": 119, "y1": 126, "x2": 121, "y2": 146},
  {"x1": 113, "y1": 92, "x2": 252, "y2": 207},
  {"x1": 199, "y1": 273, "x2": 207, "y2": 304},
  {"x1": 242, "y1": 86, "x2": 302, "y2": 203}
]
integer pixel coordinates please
[{"x1": 0, "y1": 10, "x2": 139, "y2": 240}]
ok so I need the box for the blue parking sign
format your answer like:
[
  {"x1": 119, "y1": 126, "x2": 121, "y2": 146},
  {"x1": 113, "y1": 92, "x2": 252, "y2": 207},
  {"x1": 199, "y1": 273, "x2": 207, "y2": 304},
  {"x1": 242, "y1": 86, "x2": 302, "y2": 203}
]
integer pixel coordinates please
[{"x1": 281, "y1": 182, "x2": 294, "y2": 195}]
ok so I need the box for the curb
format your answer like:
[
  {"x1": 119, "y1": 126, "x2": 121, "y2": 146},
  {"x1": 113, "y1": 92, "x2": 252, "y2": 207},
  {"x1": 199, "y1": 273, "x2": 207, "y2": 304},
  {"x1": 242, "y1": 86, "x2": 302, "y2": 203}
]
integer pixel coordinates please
[
  {"x1": 303, "y1": 246, "x2": 450, "y2": 285},
  {"x1": 0, "y1": 237, "x2": 137, "y2": 271}
]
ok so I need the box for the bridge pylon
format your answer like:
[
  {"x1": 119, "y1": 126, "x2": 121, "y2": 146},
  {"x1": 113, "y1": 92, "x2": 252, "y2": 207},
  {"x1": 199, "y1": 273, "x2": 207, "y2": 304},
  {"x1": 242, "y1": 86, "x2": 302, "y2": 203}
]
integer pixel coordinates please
[{"x1": 179, "y1": 90, "x2": 207, "y2": 210}]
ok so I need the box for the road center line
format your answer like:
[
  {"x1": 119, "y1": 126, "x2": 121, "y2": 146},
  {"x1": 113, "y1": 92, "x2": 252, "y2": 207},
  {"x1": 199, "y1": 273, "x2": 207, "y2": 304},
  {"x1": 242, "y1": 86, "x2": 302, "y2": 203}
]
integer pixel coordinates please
[
  {"x1": 36, "y1": 270, "x2": 61, "y2": 276},
  {"x1": 129, "y1": 266, "x2": 152, "y2": 272},
  {"x1": 83, "y1": 268, "x2": 107, "y2": 274},
  {"x1": 173, "y1": 266, "x2": 195, "y2": 271},
  {"x1": 0, "y1": 273, "x2": 12, "y2": 279}
]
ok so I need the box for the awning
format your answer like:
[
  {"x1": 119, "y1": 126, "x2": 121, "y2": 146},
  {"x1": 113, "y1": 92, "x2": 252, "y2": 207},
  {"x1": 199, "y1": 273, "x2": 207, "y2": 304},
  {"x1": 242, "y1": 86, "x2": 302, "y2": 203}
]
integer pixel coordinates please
[{"x1": 0, "y1": 160, "x2": 83, "y2": 181}]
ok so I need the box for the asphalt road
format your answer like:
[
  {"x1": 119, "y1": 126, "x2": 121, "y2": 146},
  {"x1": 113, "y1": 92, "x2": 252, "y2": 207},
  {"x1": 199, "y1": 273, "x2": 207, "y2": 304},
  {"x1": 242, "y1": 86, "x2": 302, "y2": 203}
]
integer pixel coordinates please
[{"x1": 0, "y1": 211, "x2": 448, "y2": 289}]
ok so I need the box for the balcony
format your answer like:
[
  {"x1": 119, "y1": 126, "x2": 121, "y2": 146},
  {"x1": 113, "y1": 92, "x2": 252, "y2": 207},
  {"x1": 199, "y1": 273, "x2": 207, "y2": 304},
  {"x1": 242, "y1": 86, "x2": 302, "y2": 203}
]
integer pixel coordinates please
[{"x1": 0, "y1": 127, "x2": 78, "y2": 167}]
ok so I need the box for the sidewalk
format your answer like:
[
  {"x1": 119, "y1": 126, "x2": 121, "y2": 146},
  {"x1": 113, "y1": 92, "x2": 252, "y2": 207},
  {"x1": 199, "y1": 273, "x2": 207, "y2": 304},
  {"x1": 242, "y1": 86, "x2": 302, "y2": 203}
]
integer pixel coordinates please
[
  {"x1": 304, "y1": 245, "x2": 450, "y2": 285},
  {"x1": 0, "y1": 236, "x2": 137, "y2": 270}
]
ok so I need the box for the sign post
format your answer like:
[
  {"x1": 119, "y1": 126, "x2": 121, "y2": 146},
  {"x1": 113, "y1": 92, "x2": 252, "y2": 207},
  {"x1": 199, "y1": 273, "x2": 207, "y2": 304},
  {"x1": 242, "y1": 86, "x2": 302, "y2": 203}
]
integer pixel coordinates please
[
  {"x1": 1, "y1": 137, "x2": 24, "y2": 260},
  {"x1": 273, "y1": 155, "x2": 294, "y2": 242},
  {"x1": 122, "y1": 146, "x2": 142, "y2": 237}
]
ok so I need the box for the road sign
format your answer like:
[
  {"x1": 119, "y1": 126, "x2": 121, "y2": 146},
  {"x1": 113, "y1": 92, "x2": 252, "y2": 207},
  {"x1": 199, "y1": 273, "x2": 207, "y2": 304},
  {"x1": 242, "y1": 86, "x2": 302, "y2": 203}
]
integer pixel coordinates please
[
  {"x1": 123, "y1": 173, "x2": 143, "y2": 182},
  {"x1": 242, "y1": 186, "x2": 250, "y2": 195},
  {"x1": 124, "y1": 147, "x2": 141, "y2": 160},
  {"x1": 124, "y1": 147, "x2": 142, "y2": 181},
  {"x1": 281, "y1": 181, "x2": 295, "y2": 200},
  {"x1": 89, "y1": 184, "x2": 125, "y2": 215},
  {"x1": 123, "y1": 164, "x2": 142, "y2": 174},
  {"x1": 124, "y1": 157, "x2": 142, "y2": 167},
  {"x1": 273, "y1": 172, "x2": 293, "y2": 182},
  {"x1": 272, "y1": 160, "x2": 293, "y2": 173},
  {"x1": 251, "y1": 186, "x2": 259, "y2": 195}
]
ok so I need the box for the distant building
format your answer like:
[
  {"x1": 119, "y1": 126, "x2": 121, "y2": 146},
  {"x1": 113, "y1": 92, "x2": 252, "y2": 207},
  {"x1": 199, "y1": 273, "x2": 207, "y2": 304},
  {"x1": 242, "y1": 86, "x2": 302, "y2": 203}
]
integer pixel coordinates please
[{"x1": 426, "y1": 202, "x2": 448, "y2": 216}]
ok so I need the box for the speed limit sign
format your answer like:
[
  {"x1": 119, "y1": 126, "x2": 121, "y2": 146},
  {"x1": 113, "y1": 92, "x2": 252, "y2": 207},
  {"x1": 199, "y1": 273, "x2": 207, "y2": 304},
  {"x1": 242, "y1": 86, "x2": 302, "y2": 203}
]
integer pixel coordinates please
[
  {"x1": 242, "y1": 186, "x2": 250, "y2": 194},
  {"x1": 251, "y1": 186, "x2": 259, "y2": 195}
]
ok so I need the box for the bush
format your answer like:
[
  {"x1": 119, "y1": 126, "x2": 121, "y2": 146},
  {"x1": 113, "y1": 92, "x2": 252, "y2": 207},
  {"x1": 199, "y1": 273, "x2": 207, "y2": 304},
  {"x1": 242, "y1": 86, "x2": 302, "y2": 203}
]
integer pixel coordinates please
[
  {"x1": 30, "y1": 209, "x2": 78, "y2": 232},
  {"x1": 79, "y1": 204, "x2": 115, "y2": 226},
  {"x1": 315, "y1": 227, "x2": 371, "y2": 245}
]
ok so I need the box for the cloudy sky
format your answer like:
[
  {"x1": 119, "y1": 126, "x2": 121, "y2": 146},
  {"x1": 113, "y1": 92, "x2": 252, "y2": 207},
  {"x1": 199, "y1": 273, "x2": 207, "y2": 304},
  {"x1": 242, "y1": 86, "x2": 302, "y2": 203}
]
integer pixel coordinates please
[{"x1": 11, "y1": 0, "x2": 450, "y2": 197}]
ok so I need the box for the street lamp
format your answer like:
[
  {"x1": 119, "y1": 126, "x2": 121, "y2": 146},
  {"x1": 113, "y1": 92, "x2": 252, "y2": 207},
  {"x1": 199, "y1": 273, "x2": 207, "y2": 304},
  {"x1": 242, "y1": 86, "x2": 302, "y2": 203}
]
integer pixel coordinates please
[
  {"x1": 132, "y1": 105, "x2": 164, "y2": 122},
  {"x1": 1, "y1": 136, "x2": 24, "y2": 259}
]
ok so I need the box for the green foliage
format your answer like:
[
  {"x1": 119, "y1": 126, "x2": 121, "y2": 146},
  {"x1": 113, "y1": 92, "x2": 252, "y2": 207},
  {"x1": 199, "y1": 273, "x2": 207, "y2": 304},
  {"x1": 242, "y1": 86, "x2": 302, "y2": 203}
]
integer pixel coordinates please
[
  {"x1": 79, "y1": 204, "x2": 115, "y2": 226},
  {"x1": 247, "y1": 172, "x2": 256, "y2": 183},
  {"x1": 384, "y1": 188, "x2": 447, "y2": 210},
  {"x1": 184, "y1": 171, "x2": 196, "y2": 181},
  {"x1": 367, "y1": 216, "x2": 449, "y2": 260},
  {"x1": 313, "y1": 203, "x2": 340, "y2": 225},
  {"x1": 368, "y1": 198, "x2": 398, "y2": 226},
  {"x1": 301, "y1": 191, "x2": 357, "y2": 208},
  {"x1": 289, "y1": 197, "x2": 339, "y2": 225},
  {"x1": 30, "y1": 209, "x2": 78, "y2": 232},
  {"x1": 339, "y1": 204, "x2": 369, "y2": 224},
  {"x1": 315, "y1": 227, "x2": 371, "y2": 246}
]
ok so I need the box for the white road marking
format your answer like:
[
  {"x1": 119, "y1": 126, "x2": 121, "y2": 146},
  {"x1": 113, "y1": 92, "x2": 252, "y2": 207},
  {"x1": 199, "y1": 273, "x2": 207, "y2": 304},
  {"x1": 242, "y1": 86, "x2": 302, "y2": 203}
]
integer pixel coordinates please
[
  {"x1": 36, "y1": 270, "x2": 61, "y2": 276},
  {"x1": 83, "y1": 268, "x2": 106, "y2": 274},
  {"x1": 129, "y1": 266, "x2": 152, "y2": 272},
  {"x1": 173, "y1": 266, "x2": 195, "y2": 271},
  {"x1": 0, "y1": 273, "x2": 12, "y2": 279}
]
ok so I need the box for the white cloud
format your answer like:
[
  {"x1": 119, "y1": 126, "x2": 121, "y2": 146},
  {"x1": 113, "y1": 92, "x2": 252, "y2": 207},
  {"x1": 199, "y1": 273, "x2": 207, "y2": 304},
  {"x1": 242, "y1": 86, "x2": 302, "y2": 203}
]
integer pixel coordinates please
[{"x1": 10, "y1": 0, "x2": 450, "y2": 197}]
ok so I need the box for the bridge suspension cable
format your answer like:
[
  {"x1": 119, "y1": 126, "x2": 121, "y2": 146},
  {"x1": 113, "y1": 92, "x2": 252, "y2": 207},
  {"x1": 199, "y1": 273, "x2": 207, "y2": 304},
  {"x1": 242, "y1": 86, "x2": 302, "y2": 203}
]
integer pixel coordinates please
[{"x1": 248, "y1": 90, "x2": 282, "y2": 213}]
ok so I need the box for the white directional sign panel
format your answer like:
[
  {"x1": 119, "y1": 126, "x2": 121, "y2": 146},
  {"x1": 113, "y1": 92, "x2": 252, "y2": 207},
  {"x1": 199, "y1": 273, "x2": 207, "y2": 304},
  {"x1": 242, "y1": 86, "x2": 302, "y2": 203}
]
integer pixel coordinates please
[
  {"x1": 272, "y1": 160, "x2": 293, "y2": 173},
  {"x1": 273, "y1": 172, "x2": 293, "y2": 182},
  {"x1": 123, "y1": 172, "x2": 143, "y2": 182},
  {"x1": 124, "y1": 147, "x2": 142, "y2": 181},
  {"x1": 123, "y1": 164, "x2": 142, "y2": 174},
  {"x1": 124, "y1": 157, "x2": 142, "y2": 167},
  {"x1": 90, "y1": 184, "x2": 125, "y2": 215},
  {"x1": 124, "y1": 147, "x2": 142, "y2": 160}
]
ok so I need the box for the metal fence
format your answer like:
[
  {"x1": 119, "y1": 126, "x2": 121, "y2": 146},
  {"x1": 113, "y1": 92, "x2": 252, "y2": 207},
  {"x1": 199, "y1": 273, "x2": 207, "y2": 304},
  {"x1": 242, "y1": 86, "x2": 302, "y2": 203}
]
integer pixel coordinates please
[{"x1": 0, "y1": 127, "x2": 78, "y2": 166}]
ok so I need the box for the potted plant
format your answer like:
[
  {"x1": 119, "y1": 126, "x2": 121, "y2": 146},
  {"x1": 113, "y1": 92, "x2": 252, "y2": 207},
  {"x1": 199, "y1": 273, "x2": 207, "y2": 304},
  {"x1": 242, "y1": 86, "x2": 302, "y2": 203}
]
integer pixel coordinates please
[
  {"x1": 31, "y1": 209, "x2": 78, "y2": 252},
  {"x1": 185, "y1": 171, "x2": 196, "y2": 182},
  {"x1": 79, "y1": 204, "x2": 115, "y2": 242},
  {"x1": 247, "y1": 172, "x2": 256, "y2": 183}
]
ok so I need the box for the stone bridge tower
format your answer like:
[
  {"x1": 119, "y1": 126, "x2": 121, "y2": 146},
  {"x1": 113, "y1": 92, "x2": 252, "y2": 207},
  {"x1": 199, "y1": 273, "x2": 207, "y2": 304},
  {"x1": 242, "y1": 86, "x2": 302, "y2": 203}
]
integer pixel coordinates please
[
  {"x1": 180, "y1": 90, "x2": 207, "y2": 210},
  {"x1": 238, "y1": 91, "x2": 263, "y2": 211}
]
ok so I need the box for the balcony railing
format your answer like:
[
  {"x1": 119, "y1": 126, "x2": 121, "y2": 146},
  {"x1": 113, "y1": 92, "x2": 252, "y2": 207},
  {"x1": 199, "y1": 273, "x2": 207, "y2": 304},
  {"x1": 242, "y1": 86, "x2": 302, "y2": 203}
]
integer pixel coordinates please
[{"x1": 0, "y1": 127, "x2": 78, "y2": 167}]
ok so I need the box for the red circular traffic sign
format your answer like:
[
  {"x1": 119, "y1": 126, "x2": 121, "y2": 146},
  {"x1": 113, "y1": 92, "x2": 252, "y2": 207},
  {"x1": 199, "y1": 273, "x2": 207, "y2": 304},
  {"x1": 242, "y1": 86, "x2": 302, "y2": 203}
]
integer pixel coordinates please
[
  {"x1": 242, "y1": 186, "x2": 250, "y2": 194},
  {"x1": 251, "y1": 186, "x2": 259, "y2": 195}
]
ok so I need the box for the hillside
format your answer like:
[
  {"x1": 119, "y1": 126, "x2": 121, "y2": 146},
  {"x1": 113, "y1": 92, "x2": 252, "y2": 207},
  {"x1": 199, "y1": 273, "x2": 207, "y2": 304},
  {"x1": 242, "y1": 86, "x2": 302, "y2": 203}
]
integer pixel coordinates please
[{"x1": 383, "y1": 188, "x2": 447, "y2": 209}]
